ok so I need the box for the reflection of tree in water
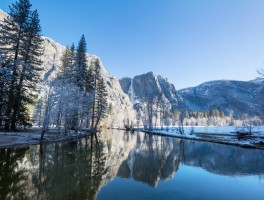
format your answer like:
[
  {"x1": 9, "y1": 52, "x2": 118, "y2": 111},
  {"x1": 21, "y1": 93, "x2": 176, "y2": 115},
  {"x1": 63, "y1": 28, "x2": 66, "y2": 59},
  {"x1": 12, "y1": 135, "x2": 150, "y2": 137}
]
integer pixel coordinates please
[
  {"x1": 181, "y1": 140, "x2": 264, "y2": 176},
  {"x1": 118, "y1": 134, "x2": 182, "y2": 187},
  {"x1": 0, "y1": 130, "x2": 138, "y2": 200},
  {"x1": 1, "y1": 131, "x2": 264, "y2": 199},
  {"x1": 118, "y1": 133, "x2": 264, "y2": 187},
  {"x1": 31, "y1": 134, "x2": 107, "y2": 200},
  {"x1": 0, "y1": 148, "x2": 29, "y2": 200}
]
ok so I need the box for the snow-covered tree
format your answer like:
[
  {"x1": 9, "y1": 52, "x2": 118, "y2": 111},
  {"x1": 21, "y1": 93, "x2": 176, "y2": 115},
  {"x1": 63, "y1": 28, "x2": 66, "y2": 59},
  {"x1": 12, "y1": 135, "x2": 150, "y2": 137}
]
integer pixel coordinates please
[
  {"x1": 88, "y1": 59, "x2": 108, "y2": 129},
  {"x1": 0, "y1": 60, "x2": 13, "y2": 126},
  {"x1": 74, "y1": 34, "x2": 88, "y2": 89},
  {"x1": 0, "y1": 0, "x2": 31, "y2": 129},
  {"x1": 0, "y1": 0, "x2": 43, "y2": 130},
  {"x1": 94, "y1": 77, "x2": 108, "y2": 128},
  {"x1": 11, "y1": 9, "x2": 43, "y2": 129},
  {"x1": 59, "y1": 46, "x2": 74, "y2": 83}
]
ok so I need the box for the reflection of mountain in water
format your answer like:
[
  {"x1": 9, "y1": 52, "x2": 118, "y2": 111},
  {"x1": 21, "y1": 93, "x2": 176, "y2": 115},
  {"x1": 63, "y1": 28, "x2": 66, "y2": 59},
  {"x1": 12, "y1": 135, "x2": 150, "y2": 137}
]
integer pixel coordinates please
[
  {"x1": 1, "y1": 130, "x2": 264, "y2": 199},
  {"x1": 181, "y1": 140, "x2": 264, "y2": 176},
  {"x1": 117, "y1": 133, "x2": 264, "y2": 187},
  {"x1": 118, "y1": 135, "x2": 181, "y2": 187},
  {"x1": 0, "y1": 131, "x2": 137, "y2": 200}
]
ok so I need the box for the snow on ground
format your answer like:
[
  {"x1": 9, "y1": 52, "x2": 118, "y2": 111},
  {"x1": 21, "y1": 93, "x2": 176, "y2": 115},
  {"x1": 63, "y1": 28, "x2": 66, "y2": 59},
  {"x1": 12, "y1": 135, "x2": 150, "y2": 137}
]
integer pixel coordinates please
[
  {"x1": 0, "y1": 129, "x2": 91, "y2": 148},
  {"x1": 149, "y1": 126, "x2": 264, "y2": 135},
  {"x1": 142, "y1": 126, "x2": 264, "y2": 149}
]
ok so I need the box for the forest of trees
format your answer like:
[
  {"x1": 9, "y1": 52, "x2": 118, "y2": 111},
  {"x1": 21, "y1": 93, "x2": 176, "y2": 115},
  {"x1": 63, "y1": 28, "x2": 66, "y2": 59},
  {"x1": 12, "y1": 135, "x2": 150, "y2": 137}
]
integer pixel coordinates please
[
  {"x1": 0, "y1": 0, "x2": 262, "y2": 137},
  {"x1": 0, "y1": 0, "x2": 43, "y2": 130},
  {"x1": 137, "y1": 92, "x2": 262, "y2": 132},
  {"x1": 0, "y1": 0, "x2": 108, "y2": 136},
  {"x1": 36, "y1": 37, "x2": 108, "y2": 139}
]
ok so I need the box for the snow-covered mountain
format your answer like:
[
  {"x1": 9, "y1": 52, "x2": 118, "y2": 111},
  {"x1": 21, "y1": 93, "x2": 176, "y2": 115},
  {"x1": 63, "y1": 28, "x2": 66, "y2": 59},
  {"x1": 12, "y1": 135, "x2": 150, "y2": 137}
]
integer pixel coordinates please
[
  {"x1": 0, "y1": 11, "x2": 135, "y2": 126},
  {"x1": 41, "y1": 37, "x2": 135, "y2": 126},
  {"x1": 117, "y1": 134, "x2": 264, "y2": 187},
  {"x1": 120, "y1": 71, "x2": 264, "y2": 116},
  {"x1": 178, "y1": 79, "x2": 264, "y2": 116},
  {"x1": 119, "y1": 72, "x2": 182, "y2": 109},
  {"x1": 1, "y1": 9, "x2": 263, "y2": 119},
  {"x1": 182, "y1": 140, "x2": 264, "y2": 176}
]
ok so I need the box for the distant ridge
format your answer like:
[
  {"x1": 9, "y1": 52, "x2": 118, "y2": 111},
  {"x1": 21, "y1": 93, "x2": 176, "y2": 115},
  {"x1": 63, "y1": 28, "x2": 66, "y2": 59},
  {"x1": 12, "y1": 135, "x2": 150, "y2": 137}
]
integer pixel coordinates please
[{"x1": 120, "y1": 71, "x2": 264, "y2": 116}]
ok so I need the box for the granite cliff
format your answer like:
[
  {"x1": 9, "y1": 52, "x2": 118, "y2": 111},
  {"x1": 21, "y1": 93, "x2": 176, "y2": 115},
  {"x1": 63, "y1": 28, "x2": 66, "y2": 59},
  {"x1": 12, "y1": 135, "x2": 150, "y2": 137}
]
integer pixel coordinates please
[
  {"x1": 0, "y1": 10, "x2": 135, "y2": 127},
  {"x1": 120, "y1": 71, "x2": 264, "y2": 117}
]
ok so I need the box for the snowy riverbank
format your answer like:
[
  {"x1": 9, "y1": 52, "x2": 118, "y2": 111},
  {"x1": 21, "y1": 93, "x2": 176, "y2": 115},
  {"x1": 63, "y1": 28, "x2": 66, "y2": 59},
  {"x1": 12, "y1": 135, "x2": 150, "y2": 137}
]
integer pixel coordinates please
[
  {"x1": 142, "y1": 126, "x2": 264, "y2": 149},
  {"x1": 0, "y1": 129, "x2": 92, "y2": 149}
]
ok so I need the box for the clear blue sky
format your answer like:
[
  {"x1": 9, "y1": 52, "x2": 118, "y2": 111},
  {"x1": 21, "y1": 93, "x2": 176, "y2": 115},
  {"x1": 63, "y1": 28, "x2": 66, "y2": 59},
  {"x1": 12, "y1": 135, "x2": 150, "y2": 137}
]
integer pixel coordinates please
[{"x1": 1, "y1": 0, "x2": 264, "y2": 89}]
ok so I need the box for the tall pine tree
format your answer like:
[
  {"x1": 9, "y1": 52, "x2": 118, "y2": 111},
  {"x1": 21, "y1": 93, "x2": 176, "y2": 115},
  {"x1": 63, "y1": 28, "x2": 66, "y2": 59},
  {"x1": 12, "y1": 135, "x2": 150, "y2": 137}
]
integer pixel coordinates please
[
  {"x1": 0, "y1": 0, "x2": 43, "y2": 129},
  {"x1": 0, "y1": 0, "x2": 32, "y2": 129},
  {"x1": 94, "y1": 77, "x2": 108, "y2": 128},
  {"x1": 11, "y1": 10, "x2": 43, "y2": 129},
  {"x1": 60, "y1": 46, "x2": 74, "y2": 83},
  {"x1": 74, "y1": 34, "x2": 88, "y2": 89},
  {"x1": 90, "y1": 59, "x2": 108, "y2": 129}
]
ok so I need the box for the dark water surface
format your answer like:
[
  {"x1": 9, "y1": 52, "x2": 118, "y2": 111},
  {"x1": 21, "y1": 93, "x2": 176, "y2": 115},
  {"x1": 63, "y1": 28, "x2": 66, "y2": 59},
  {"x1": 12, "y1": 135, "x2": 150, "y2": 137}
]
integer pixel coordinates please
[{"x1": 0, "y1": 130, "x2": 264, "y2": 200}]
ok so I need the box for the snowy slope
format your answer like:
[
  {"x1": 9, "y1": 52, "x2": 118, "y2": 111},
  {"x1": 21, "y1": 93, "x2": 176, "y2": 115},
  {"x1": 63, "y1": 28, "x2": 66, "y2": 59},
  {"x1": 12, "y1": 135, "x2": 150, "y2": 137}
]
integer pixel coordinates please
[
  {"x1": 120, "y1": 70, "x2": 264, "y2": 117},
  {"x1": 119, "y1": 72, "x2": 181, "y2": 109},
  {"x1": 178, "y1": 79, "x2": 264, "y2": 116},
  {"x1": 0, "y1": 10, "x2": 135, "y2": 126}
]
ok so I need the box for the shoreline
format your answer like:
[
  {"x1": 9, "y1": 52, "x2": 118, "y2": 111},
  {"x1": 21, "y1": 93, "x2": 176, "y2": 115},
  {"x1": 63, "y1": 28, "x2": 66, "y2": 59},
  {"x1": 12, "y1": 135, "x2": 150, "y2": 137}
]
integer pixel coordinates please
[
  {"x1": 0, "y1": 130, "x2": 93, "y2": 149},
  {"x1": 142, "y1": 130, "x2": 264, "y2": 150},
  {"x1": 1, "y1": 128, "x2": 264, "y2": 150}
]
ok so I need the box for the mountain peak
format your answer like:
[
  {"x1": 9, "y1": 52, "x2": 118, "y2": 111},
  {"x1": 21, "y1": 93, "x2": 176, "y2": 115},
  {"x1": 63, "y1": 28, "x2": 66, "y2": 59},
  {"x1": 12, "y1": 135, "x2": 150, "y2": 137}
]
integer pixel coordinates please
[
  {"x1": 120, "y1": 72, "x2": 181, "y2": 108},
  {"x1": 178, "y1": 79, "x2": 264, "y2": 116}
]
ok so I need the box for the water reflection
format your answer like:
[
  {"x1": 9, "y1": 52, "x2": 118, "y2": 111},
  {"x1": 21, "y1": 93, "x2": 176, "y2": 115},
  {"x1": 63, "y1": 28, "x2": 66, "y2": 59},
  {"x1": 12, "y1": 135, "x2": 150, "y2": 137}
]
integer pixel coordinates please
[
  {"x1": 0, "y1": 130, "x2": 264, "y2": 199},
  {"x1": 32, "y1": 135, "x2": 105, "y2": 200},
  {"x1": 0, "y1": 148, "x2": 29, "y2": 200},
  {"x1": 117, "y1": 133, "x2": 264, "y2": 187},
  {"x1": 181, "y1": 140, "x2": 264, "y2": 176},
  {"x1": 118, "y1": 135, "x2": 182, "y2": 187}
]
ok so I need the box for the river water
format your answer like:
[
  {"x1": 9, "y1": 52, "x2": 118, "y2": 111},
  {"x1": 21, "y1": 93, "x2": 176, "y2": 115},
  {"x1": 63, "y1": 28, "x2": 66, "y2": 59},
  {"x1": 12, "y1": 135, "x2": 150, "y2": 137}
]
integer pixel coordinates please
[{"x1": 0, "y1": 129, "x2": 263, "y2": 200}]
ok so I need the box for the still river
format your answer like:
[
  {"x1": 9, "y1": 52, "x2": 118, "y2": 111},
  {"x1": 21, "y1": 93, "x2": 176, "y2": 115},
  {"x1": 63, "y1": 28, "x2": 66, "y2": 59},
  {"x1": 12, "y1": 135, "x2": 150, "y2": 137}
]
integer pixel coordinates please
[{"x1": 0, "y1": 129, "x2": 263, "y2": 200}]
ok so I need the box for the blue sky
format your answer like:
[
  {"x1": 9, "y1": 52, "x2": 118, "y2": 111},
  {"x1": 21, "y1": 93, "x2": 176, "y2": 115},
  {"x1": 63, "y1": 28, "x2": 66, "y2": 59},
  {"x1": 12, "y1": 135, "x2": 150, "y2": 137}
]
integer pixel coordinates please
[{"x1": 1, "y1": 0, "x2": 264, "y2": 89}]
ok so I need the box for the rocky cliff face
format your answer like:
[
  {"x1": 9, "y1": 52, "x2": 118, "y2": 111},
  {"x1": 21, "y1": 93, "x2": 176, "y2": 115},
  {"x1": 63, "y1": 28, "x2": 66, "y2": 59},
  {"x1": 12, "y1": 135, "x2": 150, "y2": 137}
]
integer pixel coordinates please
[
  {"x1": 178, "y1": 79, "x2": 264, "y2": 116},
  {"x1": 0, "y1": 10, "x2": 135, "y2": 126},
  {"x1": 41, "y1": 38, "x2": 135, "y2": 126},
  {"x1": 157, "y1": 75, "x2": 182, "y2": 108},
  {"x1": 117, "y1": 136, "x2": 180, "y2": 187},
  {"x1": 119, "y1": 77, "x2": 131, "y2": 94},
  {"x1": 120, "y1": 70, "x2": 264, "y2": 116},
  {"x1": 118, "y1": 135, "x2": 264, "y2": 186},
  {"x1": 119, "y1": 72, "x2": 181, "y2": 108}
]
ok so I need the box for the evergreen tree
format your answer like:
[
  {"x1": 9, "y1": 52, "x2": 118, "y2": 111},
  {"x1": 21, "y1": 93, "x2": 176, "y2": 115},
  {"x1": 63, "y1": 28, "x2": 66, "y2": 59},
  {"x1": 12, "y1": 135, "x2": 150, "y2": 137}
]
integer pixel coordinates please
[
  {"x1": 69, "y1": 43, "x2": 75, "y2": 79},
  {"x1": 0, "y1": 0, "x2": 43, "y2": 129},
  {"x1": 91, "y1": 59, "x2": 100, "y2": 128},
  {"x1": 70, "y1": 43, "x2": 75, "y2": 55},
  {"x1": 0, "y1": 0, "x2": 32, "y2": 129},
  {"x1": 0, "y1": 0, "x2": 31, "y2": 59},
  {"x1": 60, "y1": 46, "x2": 74, "y2": 82},
  {"x1": 74, "y1": 34, "x2": 88, "y2": 89},
  {"x1": 11, "y1": 9, "x2": 43, "y2": 129},
  {"x1": 94, "y1": 77, "x2": 108, "y2": 128},
  {"x1": 0, "y1": 61, "x2": 13, "y2": 126},
  {"x1": 85, "y1": 65, "x2": 95, "y2": 92}
]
